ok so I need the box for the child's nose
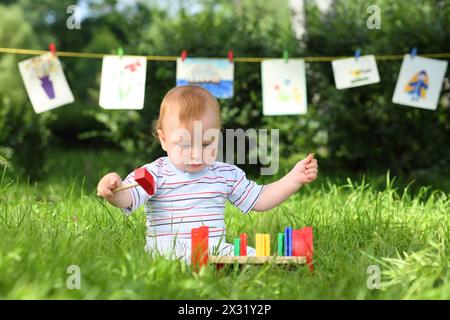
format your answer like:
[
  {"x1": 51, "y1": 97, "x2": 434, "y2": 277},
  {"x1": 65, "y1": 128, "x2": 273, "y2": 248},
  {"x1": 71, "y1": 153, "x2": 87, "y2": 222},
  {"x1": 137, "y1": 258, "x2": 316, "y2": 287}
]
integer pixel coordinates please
[{"x1": 190, "y1": 146, "x2": 202, "y2": 160}]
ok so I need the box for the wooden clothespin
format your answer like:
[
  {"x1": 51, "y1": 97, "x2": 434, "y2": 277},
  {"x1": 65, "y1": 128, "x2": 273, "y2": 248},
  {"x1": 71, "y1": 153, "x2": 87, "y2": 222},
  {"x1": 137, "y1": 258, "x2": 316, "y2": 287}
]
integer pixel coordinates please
[
  {"x1": 354, "y1": 48, "x2": 361, "y2": 61},
  {"x1": 283, "y1": 49, "x2": 289, "y2": 64},
  {"x1": 49, "y1": 43, "x2": 56, "y2": 56},
  {"x1": 181, "y1": 49, "x2": 187, "y2": 62},
  {"x1": 117, "y1": 47, "x2": 124, "y2": 59},
  {"x1": 228, "y1": 49, "x2": 233, "y2": 63}
]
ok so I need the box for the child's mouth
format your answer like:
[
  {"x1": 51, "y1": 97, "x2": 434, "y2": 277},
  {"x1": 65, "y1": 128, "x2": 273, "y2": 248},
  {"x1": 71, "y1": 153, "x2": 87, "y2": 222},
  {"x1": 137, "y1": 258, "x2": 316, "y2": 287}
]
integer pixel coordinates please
[{"x1": 188, "y1": 164, "x2": 204, "y2": 169}]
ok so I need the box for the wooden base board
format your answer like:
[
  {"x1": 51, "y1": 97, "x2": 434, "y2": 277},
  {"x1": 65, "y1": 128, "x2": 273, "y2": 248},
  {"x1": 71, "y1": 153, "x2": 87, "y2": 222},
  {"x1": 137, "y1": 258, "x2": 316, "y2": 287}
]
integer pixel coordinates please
[{"x1": 208, "y1": 256, "x2": 306, "y2": 264}]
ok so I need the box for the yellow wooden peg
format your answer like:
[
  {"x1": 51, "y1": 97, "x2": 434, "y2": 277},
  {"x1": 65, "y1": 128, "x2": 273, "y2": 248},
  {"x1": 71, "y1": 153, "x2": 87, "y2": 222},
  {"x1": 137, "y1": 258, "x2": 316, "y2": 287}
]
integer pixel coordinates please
[
  {"x1": 264, "y1": 234, "x2": 270, "y2": 256},
  {"x1": 256, "y1": 234, "x2": 264, "y2": 256}
]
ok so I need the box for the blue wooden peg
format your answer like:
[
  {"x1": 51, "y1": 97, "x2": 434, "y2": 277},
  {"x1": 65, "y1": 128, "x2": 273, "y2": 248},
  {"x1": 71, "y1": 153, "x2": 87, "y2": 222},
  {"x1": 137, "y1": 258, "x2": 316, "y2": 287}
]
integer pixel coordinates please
[{"x1": 284, "y1": 227, "x2": 292, "y2": 256}]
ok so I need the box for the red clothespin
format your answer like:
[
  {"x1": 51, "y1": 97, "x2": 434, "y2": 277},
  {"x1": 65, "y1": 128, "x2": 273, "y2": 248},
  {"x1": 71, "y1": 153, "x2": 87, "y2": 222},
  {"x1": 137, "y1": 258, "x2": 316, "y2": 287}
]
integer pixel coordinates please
[
  {"x1": 228, "y1": 49, "x2": 233, "y2": 63},
  {"x1": 49, "y1": 43, "x2": 56, "y2": 56},
  {"x1": 181, "y1": 49, "x2": 187, "y2": 62}
]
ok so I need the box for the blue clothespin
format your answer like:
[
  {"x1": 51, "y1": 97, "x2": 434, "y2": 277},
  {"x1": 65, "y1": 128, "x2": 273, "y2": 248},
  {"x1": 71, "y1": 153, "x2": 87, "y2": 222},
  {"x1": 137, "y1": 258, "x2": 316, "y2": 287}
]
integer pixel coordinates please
[
  {"x1": 410, "y1": 47, "x2": 417, "y2": 59},
  {"x1": 283, "y1": 49, "x2": 289, "y2": 64},
  {"x1": 117, "y1": 47, "x2": 124, "y2": 59},
  {"x1": 354, "y1": 48, "x2": 361, "y2": 61}
]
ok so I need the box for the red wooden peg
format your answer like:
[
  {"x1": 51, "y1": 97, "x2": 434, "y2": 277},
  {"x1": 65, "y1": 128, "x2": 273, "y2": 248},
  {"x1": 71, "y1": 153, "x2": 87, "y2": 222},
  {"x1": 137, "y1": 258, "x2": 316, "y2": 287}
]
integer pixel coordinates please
[
  {"x1": 292, "y1": 229, "x2": 302, "y2": 257},
  {"x1": 295, "y1": 227, "x2": 314, "y2": 272},
  {"x1": 239, "y1": 233, "x2": 247, "y2": 256},
  {"x1": 191, "y1": 226, "x2": 209, "y2": 271},
  {"x1": 199, "y1": 226, "x2": 209, "y2": 265},
  {"x1": 191, "y1": 228, "x2": 200, "y2": 270}
]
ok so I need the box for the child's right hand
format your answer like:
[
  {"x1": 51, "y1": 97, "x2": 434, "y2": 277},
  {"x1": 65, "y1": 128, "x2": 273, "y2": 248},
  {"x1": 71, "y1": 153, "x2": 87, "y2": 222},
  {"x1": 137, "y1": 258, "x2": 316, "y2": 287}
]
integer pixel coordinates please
[{"x1": 97, "y1": 172, "x2": 122, "y2": 198}]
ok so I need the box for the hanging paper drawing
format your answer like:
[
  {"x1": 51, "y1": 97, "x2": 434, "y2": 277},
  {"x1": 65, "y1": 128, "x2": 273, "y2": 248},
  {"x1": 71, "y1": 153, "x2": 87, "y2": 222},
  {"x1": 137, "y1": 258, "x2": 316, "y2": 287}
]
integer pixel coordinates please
[
  {"x1": 176, "y1": 58, "x2": 234, "y2": 99},
  {"x1": 404, "y1": 70, "x2": 428, "y2": 101},
  {"x1": 261, "y1": 59, "x2": 307, "y2": 116},
  {"x1": 99, "y1": 56, "x2": 147, "y2": 109},
  {"x1": 393, "y1": 55, "x2": 447, "y2": 110},
  {"x1": 18, "y1": 52, "x2": 74, "y2": 113},
  {"x1": 331, "y1": 55, "x2": 380, "y2": 89}
]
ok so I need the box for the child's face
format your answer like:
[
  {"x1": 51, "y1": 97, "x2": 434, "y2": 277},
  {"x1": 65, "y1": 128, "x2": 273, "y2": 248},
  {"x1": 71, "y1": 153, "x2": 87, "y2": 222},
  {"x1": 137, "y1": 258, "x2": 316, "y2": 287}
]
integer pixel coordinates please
[{"x1": 158, "y1": 107, "x2": 220, "y2": 173}]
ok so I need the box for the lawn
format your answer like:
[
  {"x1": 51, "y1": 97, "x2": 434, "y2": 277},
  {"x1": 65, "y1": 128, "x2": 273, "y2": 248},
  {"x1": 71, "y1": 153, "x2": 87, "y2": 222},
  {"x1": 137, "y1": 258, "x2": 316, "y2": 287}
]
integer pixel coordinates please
[{"x1": 0, "y1": 149, "x2": 448, "y2": 299}]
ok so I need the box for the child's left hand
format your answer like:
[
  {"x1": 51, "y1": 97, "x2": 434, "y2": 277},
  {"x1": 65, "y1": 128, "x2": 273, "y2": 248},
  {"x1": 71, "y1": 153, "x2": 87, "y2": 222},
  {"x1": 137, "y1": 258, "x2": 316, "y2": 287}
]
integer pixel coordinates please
[
  {"x1": 253, "y1": 153, "x2": 319, "y2": 212},
  {"x1": 290, "y1": 153, "x2": 318, "y2": 186}
]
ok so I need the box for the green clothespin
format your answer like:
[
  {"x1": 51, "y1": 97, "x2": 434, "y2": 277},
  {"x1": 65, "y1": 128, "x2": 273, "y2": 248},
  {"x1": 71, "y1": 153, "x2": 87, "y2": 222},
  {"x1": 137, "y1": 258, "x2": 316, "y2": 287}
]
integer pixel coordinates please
[
  {"x1": 117, "y1": 47, "x2": 124, "y2": 59},
  {"x1": 283, "y1": 49, "x2": 289, "y2": 63}
]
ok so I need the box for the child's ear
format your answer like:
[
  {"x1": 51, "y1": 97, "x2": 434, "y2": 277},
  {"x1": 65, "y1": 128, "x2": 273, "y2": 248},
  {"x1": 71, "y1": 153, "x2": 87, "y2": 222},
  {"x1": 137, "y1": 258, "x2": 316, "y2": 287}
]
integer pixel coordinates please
[{"x1": 157, "y1": 129, "x2": 167, "y2": 151}]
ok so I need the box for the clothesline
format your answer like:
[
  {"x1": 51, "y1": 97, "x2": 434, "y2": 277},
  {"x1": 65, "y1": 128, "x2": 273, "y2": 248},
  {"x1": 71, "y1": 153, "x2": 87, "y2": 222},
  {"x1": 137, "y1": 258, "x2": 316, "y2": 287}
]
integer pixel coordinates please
[{"x1": 1, "y1": 47, "x2": 450, "y2": 62}]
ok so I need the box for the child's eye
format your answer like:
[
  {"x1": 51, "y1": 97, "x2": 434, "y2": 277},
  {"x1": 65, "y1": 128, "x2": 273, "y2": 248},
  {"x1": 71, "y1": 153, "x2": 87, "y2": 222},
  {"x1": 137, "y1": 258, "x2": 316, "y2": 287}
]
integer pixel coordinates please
[{"x1": 178, "y1": 142, "x2": 212, "y2": 149}]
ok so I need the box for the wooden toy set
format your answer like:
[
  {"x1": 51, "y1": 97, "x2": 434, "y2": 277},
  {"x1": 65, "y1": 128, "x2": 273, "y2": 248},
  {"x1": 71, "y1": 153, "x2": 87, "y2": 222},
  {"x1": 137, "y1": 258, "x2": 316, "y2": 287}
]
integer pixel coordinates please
[
  {"x1": 191, "y1": 226, "x2": 314, "y2": 271},
  {"x1": 110, "y1": 168, "x2": 314, "y2": 271}
]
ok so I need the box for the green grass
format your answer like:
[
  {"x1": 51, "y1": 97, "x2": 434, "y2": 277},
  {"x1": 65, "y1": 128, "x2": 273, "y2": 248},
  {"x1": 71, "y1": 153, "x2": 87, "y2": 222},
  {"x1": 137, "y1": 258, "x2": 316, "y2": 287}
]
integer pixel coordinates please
[{"x1": 0, "y1": 150, "x2": 449, "y2": 299}]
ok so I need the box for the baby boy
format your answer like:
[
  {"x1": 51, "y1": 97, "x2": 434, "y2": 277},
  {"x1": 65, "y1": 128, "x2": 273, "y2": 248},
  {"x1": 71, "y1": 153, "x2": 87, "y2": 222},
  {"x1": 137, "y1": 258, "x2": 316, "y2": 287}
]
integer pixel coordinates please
[{"x1": 97, "y1": 85, "x2": 318, "y2": 262}]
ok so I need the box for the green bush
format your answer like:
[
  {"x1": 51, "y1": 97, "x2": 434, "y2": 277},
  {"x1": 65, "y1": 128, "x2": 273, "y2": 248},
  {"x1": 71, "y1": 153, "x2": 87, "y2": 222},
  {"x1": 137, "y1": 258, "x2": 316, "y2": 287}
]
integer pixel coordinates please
[
  {"x1": 302, "y1": 0, "x2": 450, "y2": 175},
  {"x1": 79, "y1": 0, "x2": 450, "y2": 178},
  {"x1": 75, "y1": 0, "x2": 304, "y2": 173},
  {"x1": 3, "y1": 0, "x2": 449, "y2": 182},
  {"x1": 0, "y1": 4, "x2": 53, "y2": 180}
]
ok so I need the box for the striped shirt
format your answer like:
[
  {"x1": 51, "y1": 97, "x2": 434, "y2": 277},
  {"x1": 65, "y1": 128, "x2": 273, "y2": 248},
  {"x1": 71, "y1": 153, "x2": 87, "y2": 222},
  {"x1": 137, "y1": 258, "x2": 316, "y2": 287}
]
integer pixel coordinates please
[{"x1": 122, "y1": 157, "x2": 264, "y2": 240}]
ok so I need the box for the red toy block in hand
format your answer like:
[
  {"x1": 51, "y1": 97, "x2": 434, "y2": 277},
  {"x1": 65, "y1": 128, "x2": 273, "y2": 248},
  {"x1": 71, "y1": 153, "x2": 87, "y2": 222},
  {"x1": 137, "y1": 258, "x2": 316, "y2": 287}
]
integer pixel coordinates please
[{"x1": 112, "y1": 167, "x2": 155, "y2": 196}]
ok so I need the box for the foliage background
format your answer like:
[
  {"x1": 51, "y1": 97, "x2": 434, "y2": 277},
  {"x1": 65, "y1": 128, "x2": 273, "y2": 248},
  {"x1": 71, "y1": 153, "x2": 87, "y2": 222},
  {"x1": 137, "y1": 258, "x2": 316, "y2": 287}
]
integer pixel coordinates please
[{"x1": 0, "y1": 0, "x2": 449, "y2": 190}]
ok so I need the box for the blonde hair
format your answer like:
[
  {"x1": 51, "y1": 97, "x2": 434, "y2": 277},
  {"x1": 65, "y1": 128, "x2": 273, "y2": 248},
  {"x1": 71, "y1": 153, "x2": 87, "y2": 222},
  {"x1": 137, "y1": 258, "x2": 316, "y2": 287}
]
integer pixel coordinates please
[{"x1": 152, "y1": 85, "x2": 221, "y2": 139}]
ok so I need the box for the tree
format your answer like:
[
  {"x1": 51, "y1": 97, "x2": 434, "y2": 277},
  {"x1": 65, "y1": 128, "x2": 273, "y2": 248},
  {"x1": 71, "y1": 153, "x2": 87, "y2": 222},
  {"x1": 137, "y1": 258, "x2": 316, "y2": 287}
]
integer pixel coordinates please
[{"x1": 0, "y1": 4, "x2": 52, "y2": 179}]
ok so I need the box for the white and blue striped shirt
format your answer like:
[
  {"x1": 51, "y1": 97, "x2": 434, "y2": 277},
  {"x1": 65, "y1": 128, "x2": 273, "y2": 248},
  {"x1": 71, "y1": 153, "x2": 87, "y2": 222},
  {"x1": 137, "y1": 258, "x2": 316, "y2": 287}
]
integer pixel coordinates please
[{"x1": 122, "y1": 157, "x2": 264, "y2": 240}]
